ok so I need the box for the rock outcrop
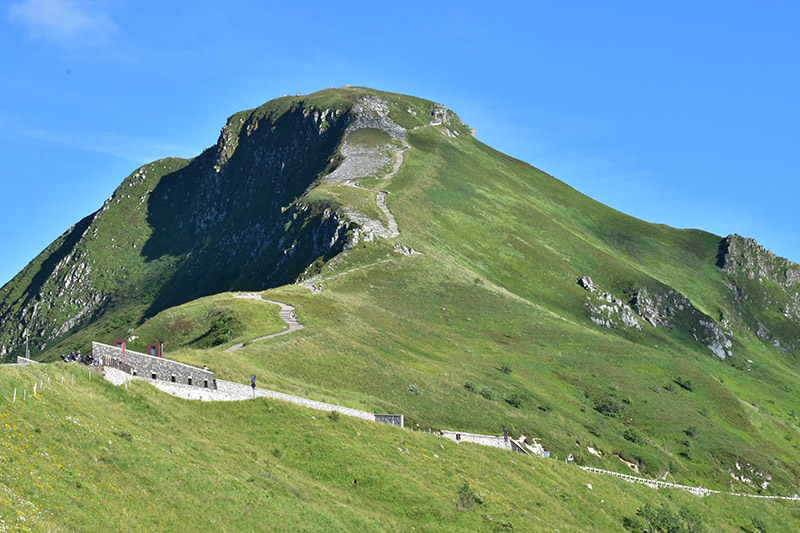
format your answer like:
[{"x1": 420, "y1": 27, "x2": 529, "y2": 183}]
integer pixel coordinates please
[
  {"x1": 583, "y1": 284, "x2": 643, "y2": 331},
  {"x1": 719, "y1": 234, "x2": 800, "y2": 289},
  {"x1": 717, "y1": 234, "x2": 800, "y2": 353},
  {"x1": 577, "y1": 276, "x2": 596, "y2": 292},
  {"x1": 579, "y1": 233, "x2": 800, "y2": 360},
  {"x1": 582, "y1": 281, "x2": 733, "y2": 359}
]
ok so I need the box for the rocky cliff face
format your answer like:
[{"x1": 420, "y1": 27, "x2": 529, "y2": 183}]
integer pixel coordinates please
[
  {"x1": 0, "y1": 213, "x2": 105, "y2": 356},
  {"x1": 630, "y1": 288, "x2": 733, "y2": 359},
  {"x1": 717, "y1": 234, "x2": 800, "y2": 352},
  {"x1": 580, "y1": 278, "x2": 733, "y2": 359},
  {"x1": 718, "y1": 234, "x2": 800, "y2": 288}
]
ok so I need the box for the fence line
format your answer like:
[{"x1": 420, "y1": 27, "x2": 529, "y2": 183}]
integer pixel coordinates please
[{"x1": 579, "y1": 466, "x2": 800, "y2": 501}]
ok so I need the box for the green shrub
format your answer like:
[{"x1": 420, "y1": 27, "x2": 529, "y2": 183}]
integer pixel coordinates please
[
  {"x1": 679, "y1": 445, "x2": 693, "y2": 461},
  {"x1": 479, "y1": 387, "x2": 494, "y2": 400},
  {"x1": 587, "y1": 423, "x2": 604, "y2": 437},
  {"x1": 674, "y1": 376, "x2": 694, "y2": 392},
  {"x1": 623, "y1": 427, "x2": 645, "y2": 445},
  {"x1": 505, "y1": 392, "x2": 526, "y2": 409},
  {"x1": 743, "y1": 516, "x2": 769, "y2": 533},
  {"x1": 623, "y1": 503, "x2": 706, "y2": 532},
  {"x1": 499, "y1": 362, "x2": 513, "y2": 375},
  {"x1": 193, "y1": 308, "x2": 244, "y2": 348},
  {"x1": 594, "y1": 397, "x2": 626, "y2": 418},
  {"x1": 456, "y1": 480, "x2": 484, "y2": 509},
  {"x1": 464, "y1": 381, "x2": 477, "y2": 393}
]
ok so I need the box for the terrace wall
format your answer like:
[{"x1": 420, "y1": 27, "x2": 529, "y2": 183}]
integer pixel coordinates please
[{"x1": 92, "y1": 342, "x2": 215, "y2": 389}]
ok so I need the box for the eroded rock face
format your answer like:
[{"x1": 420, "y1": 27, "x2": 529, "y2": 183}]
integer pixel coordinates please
[
  {"x1": 717, "y1": 234, "x2": 800, "y2": 353},
  {"x1": 583, "y1": 281, "x2": 733, "y2": 359},
  {"x1": 577, "y1": 235, "x2": 798, "y2": 362},
  {"x1": 631, "y1": 288, "x2": 732, "y2": 360},
  {"x1": 630, "y1": 289, "x2": 681, "y2": 328},
  {"x1": 577, "y1": 276, "x2": 596, "y2": 292},
  {"x1": 324, "y1": 96, "x2": 406, "y2": 185},
  {"x1": 585, "y1": 288, "x2": 643, "y2": 331},
  {"x1": 701, "y1": 319, "x2": 733, "y2": 360},
  {"x1": 719, "y1": 234, "x2": 800, "y2": 289}
]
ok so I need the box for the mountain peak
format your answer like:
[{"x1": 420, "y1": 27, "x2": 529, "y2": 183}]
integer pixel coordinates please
[{"x1": 0, "y1": 88, "x2": 471, "y2": 357}]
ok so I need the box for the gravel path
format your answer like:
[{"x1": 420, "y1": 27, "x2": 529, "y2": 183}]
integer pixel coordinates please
[
  {"x1": 339, "y1": 116, "x2": 428, "y2": 240},
  {"x1": 103, "y1": 367, "x2": 380, "y2": 422},
  {"x1": 343, "y1": 140, "x2": 406, "y2": 239},
  {"x1": 346, "y1": 181, "x2": 399, "y2": 239},
  {"x1": 365, "y1": 121, "x2": 438, "y2": 237},
  {"x1": 224, "y1": 293, "x2": 304, "y2": 352},
  {"x1": 298, "y1": 120, "x2": 443, "y2": 293},
  {"x1": 299, "y1": 258, "x2": 396, "y2": 294}
]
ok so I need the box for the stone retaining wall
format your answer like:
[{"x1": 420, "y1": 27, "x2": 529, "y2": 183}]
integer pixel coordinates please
[
  {"x1": 374, "y1": 414, "x2": 404, "y2": 427},
  {"x1": 440, "y1": 430, "x2": 528, "y2": 454},
  {"x1": 222, "y1": 380, "x2": 377, "y2": 421},
  {"x1": 93, "y1": 342, "x2": 215, "y2": 389},
  {"x1": 103, "y1": 368, "x2": 404, "y2": 427}
]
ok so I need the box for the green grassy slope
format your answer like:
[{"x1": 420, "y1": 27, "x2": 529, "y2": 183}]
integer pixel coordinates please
[
  {"x1": 1, "y1": 87, "x2": 799, "y2": 529},
  {"x1": 133, "y1": 104, "x2": 800, "y2": 499},
  {"x1": 0, "y1": 364, "x2": 796, "y2": 532}
]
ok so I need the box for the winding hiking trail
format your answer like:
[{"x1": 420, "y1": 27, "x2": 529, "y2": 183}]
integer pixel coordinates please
[
  {"x1": 372, "y1": 142, "x2": 407, "y2": 237},
  {"x1": 343, "y1": 119, "x2": 439, "y2": 240},
  {"x1": 299, "y1": 258, "x2": 397, "y2": 294},
  {"x1": 344, "y1": 142, "x2": 404, "y2": 239},
  {"x1": 304, "y1": 121, "x2": 441, "y2": 293},
  {"x1": 224, "y1": 293, "x2": 304, "y2": 352},
  {"x1": 347, "y1": 181, "x2": 399, "y2": 238}
]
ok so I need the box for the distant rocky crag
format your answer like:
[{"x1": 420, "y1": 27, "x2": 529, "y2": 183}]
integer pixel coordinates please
[{"x1": 579, "y1": 233, "x2": 800, "y2": 360}]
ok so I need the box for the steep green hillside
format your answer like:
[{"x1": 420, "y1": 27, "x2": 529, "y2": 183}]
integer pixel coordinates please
[
  {"x1": 1, "y1": 86, "x2": 799, "y2": 528},
  {"x1": 0, "y1": 364, "x2": 796, "y2": 532}
]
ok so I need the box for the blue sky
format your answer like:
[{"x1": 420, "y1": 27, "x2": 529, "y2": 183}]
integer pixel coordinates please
[{"x1": 1, "y1": 1, "x2": 798, "y2": 286}]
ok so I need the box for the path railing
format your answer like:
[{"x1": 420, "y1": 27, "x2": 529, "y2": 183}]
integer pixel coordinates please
[{"x1": 579, "y1": 466, "x2": 800, "y2": 500}]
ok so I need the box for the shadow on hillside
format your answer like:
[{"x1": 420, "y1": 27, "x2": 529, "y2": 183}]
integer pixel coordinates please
[
  {"x1": 139, "y1": 105, "x2": 349, "y2": 319},
  {"x1": 715, "y1": 236, "x2": 730, "y2": 269}
]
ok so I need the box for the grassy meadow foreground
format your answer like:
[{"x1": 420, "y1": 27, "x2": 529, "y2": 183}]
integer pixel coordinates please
[{"x1": 0, "y1": 363, "x2": 795, "y2": 532}]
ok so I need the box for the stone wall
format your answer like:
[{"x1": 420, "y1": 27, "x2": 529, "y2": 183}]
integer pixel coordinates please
[
  {"x1": 220, "y1": 380, "x2": 378, "y2": 421},
  {"x1": 93, "y1": 342, "x2": 215, "y2": 389},
  {"x1": 374, "y1": 414, "x2": 404, "y2": 427},
  {"x1": 440, "y1": 430, "x2": 529, "y2": 454},
  {"x1": 101, "y1": 367, "x2": 404, "y2": 427}
]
